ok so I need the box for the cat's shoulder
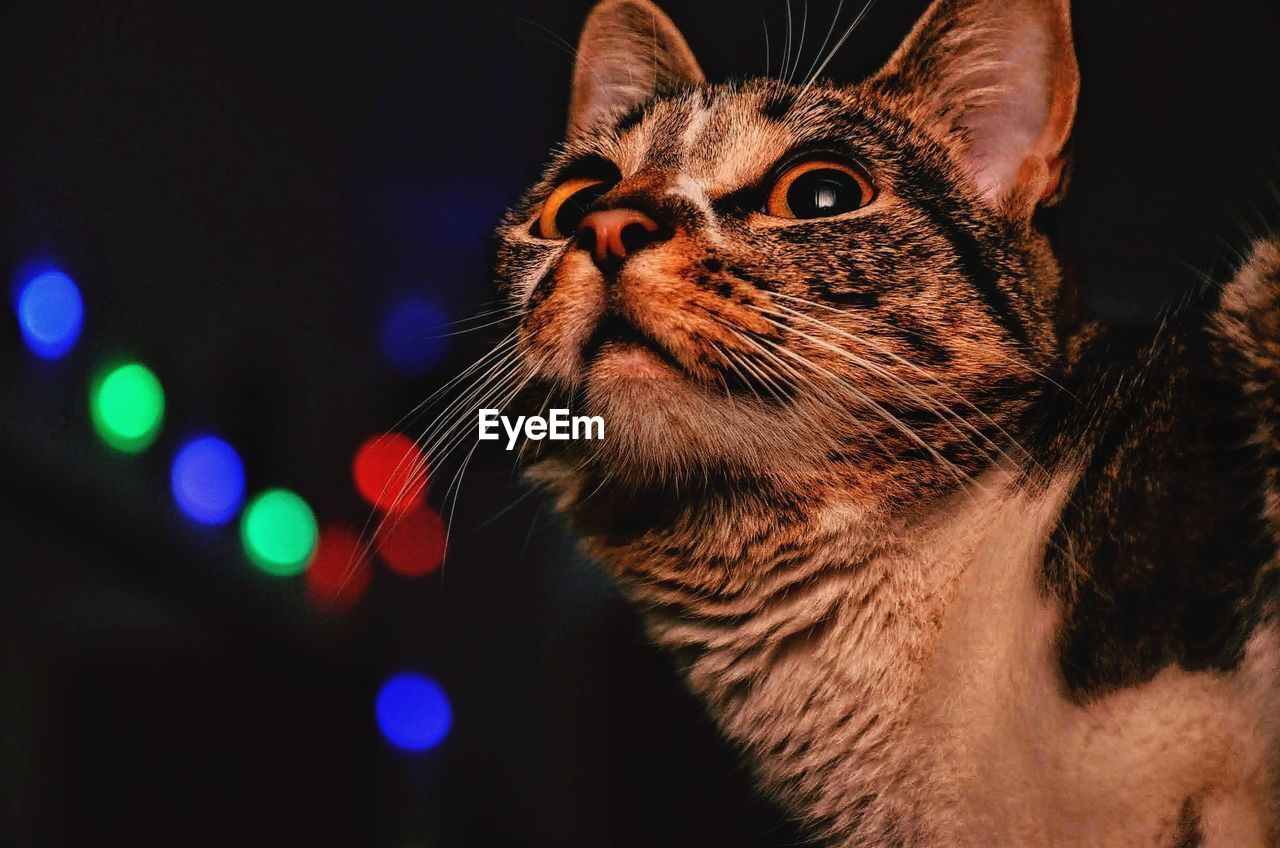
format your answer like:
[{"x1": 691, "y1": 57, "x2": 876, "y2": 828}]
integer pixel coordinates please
[
  {"x1": 1216, "y1": 235, "x2": 1280, "y2": 394},
  {"x1": 1214, "y1": 234, "x2": 1280, "y2": 509}
]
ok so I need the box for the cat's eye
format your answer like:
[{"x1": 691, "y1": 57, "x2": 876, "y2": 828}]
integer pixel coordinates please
[
  {"x1": 537, "y1": 177, "x2": 611, "y2": 239},
  {"x1": 763, "y1": 158, "x2": 874, "y2": 220}
]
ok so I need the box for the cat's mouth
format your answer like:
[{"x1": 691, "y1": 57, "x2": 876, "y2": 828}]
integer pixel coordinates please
[
  {"x1": 577, "y1": 310, "x2": 796, "y2": 399},
  {"x1": 581, "y1": 313, "x2": 687, "y2": 376}
]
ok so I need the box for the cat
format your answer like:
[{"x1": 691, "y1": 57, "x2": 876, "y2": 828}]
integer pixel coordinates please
[{"x1": 484, "y1": 0, "x2": 1280, "y2": 844}]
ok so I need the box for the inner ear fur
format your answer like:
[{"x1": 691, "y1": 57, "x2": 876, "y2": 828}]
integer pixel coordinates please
[
  {"x1": 568, "y1": 0, "x2": 705, "y2": 136},
  {"x1": 874, "y1": 0, "x2": 1080, "y2": 216}
]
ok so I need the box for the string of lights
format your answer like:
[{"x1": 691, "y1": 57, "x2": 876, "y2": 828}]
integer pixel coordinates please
[{"x1": 11, "y1": 261, "x2": 453, "y2": 756}]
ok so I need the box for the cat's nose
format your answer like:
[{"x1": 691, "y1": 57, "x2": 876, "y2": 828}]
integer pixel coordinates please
[{"x1": 577, "y1": 208, "x2": 664, "y2": 271}]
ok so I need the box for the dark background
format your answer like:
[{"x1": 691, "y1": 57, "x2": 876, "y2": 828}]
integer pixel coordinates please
[{"x1": 1, "y1": 1, "x2": 1277, "y2": 846}]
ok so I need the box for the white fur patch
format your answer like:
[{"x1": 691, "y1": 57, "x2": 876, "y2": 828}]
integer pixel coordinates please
[
  {"x1": 665, "y1": 173, "x2": 710, "y2": 214},
  {"x1": 639, "y1": 468, "x2": 1280, "y2": 846}
]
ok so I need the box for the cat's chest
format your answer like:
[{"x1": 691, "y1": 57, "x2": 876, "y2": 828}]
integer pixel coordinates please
[
  {"x1": 626, "y1": 469, "x2": 1272, "y2": 846},
  {"x1": 627, "y1": 469, "x2": 1064, "y2": 840}
]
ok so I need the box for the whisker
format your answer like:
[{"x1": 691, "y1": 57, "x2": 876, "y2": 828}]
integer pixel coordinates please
[
  {"x1": 727, "y1": 346, "x2": 784, "y2": 405},
  {"x1": 769, "y1": 290, "x2": 1073, "y2": 396},
  {"x1": 437, "y1": 441, "x2": 479, "y2": 573},
  {"x1": 798, "y1": 0, "x2": 877, "y2": 96},
  {"x1": 427, "y1": 311, "x2": 521, "y2": 340},
  {"x1": 349, "y1": 347, "x2": 527, "y2": 573},
  {"x1": 516, "y1": 379, "x2": 561, "y2": 467},
  {"x1": 801, "y1": 0, "x2": 845, "y2": 88},
  {"x1": 384, "y1": 330, "x2": 520, "y2": 437},
  {"x1": 761, "y1": 297, "x2": 1049, "y2": 469},
  {"x1": 705, "y1": 302, "x2": 981, "y2": 484},
  {"x1": 767, "y1": 314, "x2": 1005, "y2": 474},
  {"x1": 437, "y1": 301, "x2": 518, "y2": 324},
  {"x1": 757, "y1": 304, "x2": 1017, "y2": 463},
  {"x1": 766, "y1": 336, "x2": 974, "y2": 484},
  {"x1": 727, "y1": 327, "x2": 904, "y2": 467},
  {"x1": 786, "y1": 0, "x2": 810, "y2": 86},
  {"x1": 366, "y1": 358, "x2": 530, "y2": 573},
  {"x1": 413, "y1": 354, "x2": 527, "y2": 472},
  {"x1": 438, "y1": 356, "x2": 546, "y2": 558},
  {"x1": 782, "y1": 0, "x2": 794, "y2": 86},
  {"x1": 345, "y1": 334, "x2": 521, "y2": 568},
  {"x1": 699, "y1": 307, "x2": 886, "y2": 448},
  {"x1": 757, "y1": 1, "x2": 773, "y2": 77}
]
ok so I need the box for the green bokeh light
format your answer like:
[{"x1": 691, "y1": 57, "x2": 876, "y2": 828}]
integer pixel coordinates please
[
  {"x1": 90, "y1": 362, "x2": 165, "y2": 453},
  {"x1": 240, "y1": 489, "x2": 318, "y2": 577}
]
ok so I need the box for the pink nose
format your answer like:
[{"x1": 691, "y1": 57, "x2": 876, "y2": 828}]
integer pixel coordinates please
[{"x1": 577, "y1": 208, "x2": 662, "y2": 268}]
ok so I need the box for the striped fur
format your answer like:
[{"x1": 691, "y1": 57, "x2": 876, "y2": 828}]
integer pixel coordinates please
[{"x1": 488, "y1": 0, "x2": 1280, "y2": 844}]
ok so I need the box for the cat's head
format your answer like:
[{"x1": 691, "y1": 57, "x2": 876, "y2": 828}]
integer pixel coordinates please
[{"x1": 494, "y1": 0, "x2": 1078, "y2": 515}]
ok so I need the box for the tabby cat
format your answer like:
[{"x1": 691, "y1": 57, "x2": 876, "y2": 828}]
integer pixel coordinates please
[{"x1": 484, "y1": 0, "x2": 1280, "y2": 844}]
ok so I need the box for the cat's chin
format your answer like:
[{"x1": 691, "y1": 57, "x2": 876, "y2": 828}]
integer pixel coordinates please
[
  {"x1": 569, "y1": 353, "x2": 839, "y2": 484},
  {"x1": 587, "y1": 339, "x2": 685, "y2": 381},
  {"x1": 583, "y1": 337, "x2": 729, "y2": 425}
]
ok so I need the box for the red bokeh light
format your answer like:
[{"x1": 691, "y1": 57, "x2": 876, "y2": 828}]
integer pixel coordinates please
[
  {"x1": 306, "y1": 524, "x2": 372, "y2": 611},
  {"x1": 352, "y1": 432, "x2": 425, "y2": 514},
  {"x1": 376, "y1": 505, "x2": 446, "y2": 577}
]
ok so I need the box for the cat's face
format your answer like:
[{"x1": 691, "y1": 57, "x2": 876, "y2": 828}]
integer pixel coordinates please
[{"x1": 494, "y1": 0, "x2": 1079, "y2": 513}]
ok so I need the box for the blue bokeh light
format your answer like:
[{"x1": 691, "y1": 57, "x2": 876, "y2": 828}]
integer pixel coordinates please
[
  {"x1": 15, "y1": 269, "x2": 83, "y2": 359},
  {"x1": 375, "y1": 672, "x2": 452, "y2": 752},
  {"x1": 170, "y1": 436, "x2": 247, "y2": 526},
  {"x1": 378, "y1": 296, "x2": 448, "y2": 377}
]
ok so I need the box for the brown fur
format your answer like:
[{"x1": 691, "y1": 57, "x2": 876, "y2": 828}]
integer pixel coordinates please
[
  {"x1": 1217, "y1": 237, "x2": 1280, "y2": 533},
  {"x1": 480, "y1": 0, "x2": 1280, "y2": 844}
]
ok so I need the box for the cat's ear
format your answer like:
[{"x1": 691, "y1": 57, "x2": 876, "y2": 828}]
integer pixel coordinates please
[
  {"x1": 873, "y1": 0, "x2": 1079, "y2": 215},
  {"x1": 568, "y1": 0, "x2": 705, "y2": 135}
]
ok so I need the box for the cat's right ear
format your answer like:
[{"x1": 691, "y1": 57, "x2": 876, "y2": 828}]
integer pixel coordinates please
[{"x1": 568, "y1": 0, "x2": 704, "y2": 136}]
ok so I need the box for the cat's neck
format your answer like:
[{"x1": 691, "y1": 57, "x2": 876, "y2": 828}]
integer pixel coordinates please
[{"x1": 605, "y1": 465, "x2": 1074, "y2": 844}]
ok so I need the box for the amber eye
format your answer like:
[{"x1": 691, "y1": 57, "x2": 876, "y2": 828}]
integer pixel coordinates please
[
  {"x1": 537, "y1": 177, "x2": 611, "y2": 239},
  {"x1": 763, "y1": 158, "x2": 874, "y2": 219}
]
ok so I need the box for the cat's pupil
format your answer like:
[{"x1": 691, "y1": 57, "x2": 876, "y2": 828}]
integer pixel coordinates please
[{"x1": 787, "y1": 169, "x2": 863, "y2": 218}]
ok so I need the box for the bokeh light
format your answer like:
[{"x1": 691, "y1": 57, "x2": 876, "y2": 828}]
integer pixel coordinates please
[
  {"x1": 15, "y1": 269, "x2": 83, "y2": 359},
  {"x1": 375, "y1": 672, "x2": 452, "y2": 752},
  {"x1": 90, "y1": 362, "x2": 165, "y2": 453},
  {"x1": 376, "y1": 504, "x2": 446, "y2": 577},
  {"x1": 378, "y1": 296, "x2": 448, "y2": 376},
  {"x1": 306, "y1": 524, "x2": 371, "y2": 611},
  {"x1": 170, "y1": 436, "x2": 246, "y2": 525},
  {"x1": 353, "y1": 432, "x2": 426, "y2": 514},
  {"x1": 240, "y1": 488, "x2": 318, "y2": 576}
]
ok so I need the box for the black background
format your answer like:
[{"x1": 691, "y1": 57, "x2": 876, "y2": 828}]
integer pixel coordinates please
[{"x1": 2, "y1": 1, "x2": 1277, "y2": 846}]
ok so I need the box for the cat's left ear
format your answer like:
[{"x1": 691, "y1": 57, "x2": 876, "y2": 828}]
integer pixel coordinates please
[
  {"x1": 873, "y1": 0, "x2": 1079, "y2": 216},
  {"x1": 568, "y1": 0, "x2": 705, "y2": 136}
]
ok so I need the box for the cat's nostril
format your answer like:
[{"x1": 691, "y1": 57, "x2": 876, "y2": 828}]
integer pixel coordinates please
[
  {"x1": 577, "y1": 208, "x2": 664, "y2": 269},
  {"x1": 620, "y1": 221, "x2": 656, "y2": 255},
  {"x1": 577, "y1": 227, "x2": 598, "y2": 256}
]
